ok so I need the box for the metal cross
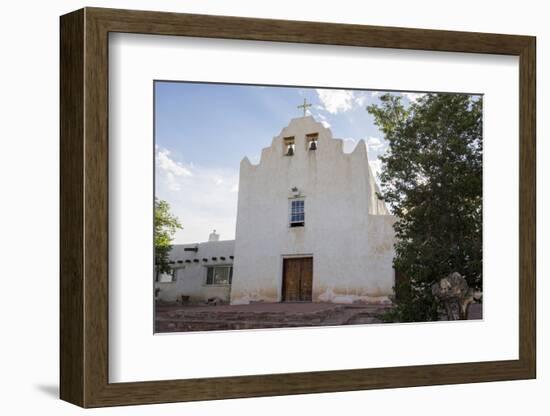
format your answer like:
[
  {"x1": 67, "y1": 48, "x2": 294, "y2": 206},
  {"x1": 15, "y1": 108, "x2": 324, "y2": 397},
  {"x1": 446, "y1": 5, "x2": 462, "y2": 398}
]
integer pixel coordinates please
[{"x1": 297, "y1": 98, "x2": 312, "y2": 116}]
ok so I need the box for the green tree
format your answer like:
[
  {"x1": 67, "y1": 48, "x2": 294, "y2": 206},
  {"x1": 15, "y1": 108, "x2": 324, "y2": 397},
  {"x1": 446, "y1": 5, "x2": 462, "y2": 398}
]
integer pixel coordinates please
[
  {"x1": 155, "y1": 198, "x2": 183, "y2": 275},
  {"x1": 367, "y1": 93, "x2": 482, "y2": 322}
]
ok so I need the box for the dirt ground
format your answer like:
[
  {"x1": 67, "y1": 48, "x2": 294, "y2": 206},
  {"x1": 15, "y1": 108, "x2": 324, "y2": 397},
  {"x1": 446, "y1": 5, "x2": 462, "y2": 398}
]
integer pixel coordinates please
[
  {"x1": 154, "y1": 302, "x2": 483, "y2": 333},
  {"x1": 155, "y1": 302, "x2": 392, "y2": 333}
]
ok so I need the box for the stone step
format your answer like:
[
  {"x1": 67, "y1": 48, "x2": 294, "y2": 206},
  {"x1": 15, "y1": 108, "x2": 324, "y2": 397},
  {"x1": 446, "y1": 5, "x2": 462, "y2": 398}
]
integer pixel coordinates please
[
  {"x1": 156, "y1": 319, "x2": 336, "y2": 332},
  {"x1": 162, "y1": 309, "x2": 344, "y2": 322},
  {"x1": 155, "y1": 304, "x2": 394, "y2": 333},
  {"x1": 157, "y1": 317, "x2": 327, "y2": 326}
]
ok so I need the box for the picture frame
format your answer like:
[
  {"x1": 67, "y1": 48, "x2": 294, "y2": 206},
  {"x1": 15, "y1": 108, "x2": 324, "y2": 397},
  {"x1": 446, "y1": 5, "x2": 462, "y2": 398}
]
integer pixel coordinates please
[{"x1": 60, "y1": 7, "x2": 536, "y2": 408}]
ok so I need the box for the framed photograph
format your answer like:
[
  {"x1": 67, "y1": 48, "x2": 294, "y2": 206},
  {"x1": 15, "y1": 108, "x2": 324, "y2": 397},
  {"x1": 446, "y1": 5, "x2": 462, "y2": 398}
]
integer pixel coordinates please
[{"x1": 60, "y1": 7, "x2": 536, "y2": 408}]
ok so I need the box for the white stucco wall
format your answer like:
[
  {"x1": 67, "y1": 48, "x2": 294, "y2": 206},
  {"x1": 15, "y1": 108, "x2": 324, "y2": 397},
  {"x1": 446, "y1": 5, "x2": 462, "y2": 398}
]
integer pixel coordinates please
[
  {"x1": 231, "y1": 116, "x2": 395, "y2": 305},
  {"x1": 155, "y1": 240, "x2": 234, "y2": 303}
]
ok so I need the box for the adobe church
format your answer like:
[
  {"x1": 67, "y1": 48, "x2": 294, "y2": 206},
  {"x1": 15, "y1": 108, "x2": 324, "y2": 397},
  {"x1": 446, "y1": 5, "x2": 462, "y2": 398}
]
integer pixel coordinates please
[{"x1": 155, "y1": 113, "x2": 396, "y2": 305}]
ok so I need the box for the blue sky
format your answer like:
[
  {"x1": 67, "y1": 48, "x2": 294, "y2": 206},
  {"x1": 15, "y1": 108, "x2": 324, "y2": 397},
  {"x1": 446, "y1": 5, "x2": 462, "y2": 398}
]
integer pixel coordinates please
[{"x1": 155, "y1": 81, "x2": 423, "y2": 243}]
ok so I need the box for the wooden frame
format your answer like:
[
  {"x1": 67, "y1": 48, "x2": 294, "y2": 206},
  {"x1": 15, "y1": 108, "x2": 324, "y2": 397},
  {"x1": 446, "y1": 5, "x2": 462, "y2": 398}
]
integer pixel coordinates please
[{"x1": 60, "y1": 7, "x2": 536, "y2": 408}]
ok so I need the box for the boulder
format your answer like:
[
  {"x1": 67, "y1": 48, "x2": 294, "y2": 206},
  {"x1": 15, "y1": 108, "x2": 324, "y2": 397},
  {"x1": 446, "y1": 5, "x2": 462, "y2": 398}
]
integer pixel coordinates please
[{"x1": 431, "y1": 272, "x2": 481, "y2": 320}]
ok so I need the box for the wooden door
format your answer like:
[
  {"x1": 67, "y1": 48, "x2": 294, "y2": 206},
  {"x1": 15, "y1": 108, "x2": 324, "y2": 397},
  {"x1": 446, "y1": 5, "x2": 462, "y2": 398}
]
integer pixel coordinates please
[
  {"x1": 299, "y1": 257, "x2": 313, "y2": 301},
  {"x1": 282, "y1": 257, "x2": 313, "y2": 302}
]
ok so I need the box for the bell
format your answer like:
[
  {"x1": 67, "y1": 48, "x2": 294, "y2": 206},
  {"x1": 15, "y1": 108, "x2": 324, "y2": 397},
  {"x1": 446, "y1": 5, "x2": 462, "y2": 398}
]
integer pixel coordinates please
[
  {"x1": 309, "y1": 141, "x2": 317, "y2": 150},
  {"x1": 286, "y1": 146, "x2": 294, "y2": 156}
]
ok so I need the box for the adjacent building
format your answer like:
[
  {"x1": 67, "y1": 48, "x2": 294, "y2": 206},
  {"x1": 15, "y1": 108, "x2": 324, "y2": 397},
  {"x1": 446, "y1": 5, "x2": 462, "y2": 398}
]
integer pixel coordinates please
[{"x1": 155, "y1": 231, "x2": 234, "y2": 303}]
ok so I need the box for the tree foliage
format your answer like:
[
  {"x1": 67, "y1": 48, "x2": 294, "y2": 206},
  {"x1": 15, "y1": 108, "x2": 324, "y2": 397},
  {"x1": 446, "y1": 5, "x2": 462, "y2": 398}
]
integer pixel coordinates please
[
  {"x1": 367, "y1": 93, "x2": 482, "y2": 322},
  {"x1": 155, "y1": 198, "x2": 182, "y2": 274}
]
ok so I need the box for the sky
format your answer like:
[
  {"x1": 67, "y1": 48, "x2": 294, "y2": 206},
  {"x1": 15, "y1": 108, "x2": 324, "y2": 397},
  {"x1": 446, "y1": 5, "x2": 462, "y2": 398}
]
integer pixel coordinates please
[{"x1": 154, "y1": 81, "x2": 424, "y2": 244}]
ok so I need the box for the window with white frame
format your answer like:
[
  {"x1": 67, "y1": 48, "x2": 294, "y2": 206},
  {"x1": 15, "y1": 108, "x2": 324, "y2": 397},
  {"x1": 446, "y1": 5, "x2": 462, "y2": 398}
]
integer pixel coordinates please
[
  {"x1": 205, "y1": 265, "x2": 233, "y2": 285},
  {"x1": 289, "y1": 199, "x2": 305, "y2": 227}
]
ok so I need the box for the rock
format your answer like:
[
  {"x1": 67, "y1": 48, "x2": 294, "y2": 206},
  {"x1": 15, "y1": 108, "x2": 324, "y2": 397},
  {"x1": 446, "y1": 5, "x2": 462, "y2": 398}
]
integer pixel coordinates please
[
  {"x1": 432, "y1": 272, "x2": 468, "y2": 298},
  {"x1": 431, "y1": 272, "x2": 481, "y2": 320}
]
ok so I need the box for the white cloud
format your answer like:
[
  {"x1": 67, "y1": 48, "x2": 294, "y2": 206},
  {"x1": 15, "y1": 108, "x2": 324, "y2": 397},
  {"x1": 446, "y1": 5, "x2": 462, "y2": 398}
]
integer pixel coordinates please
[
  {"x1": 316, "y1": 89, "x2": 355, "y2": 114},
  {"x1": 156, "y1": 148, "x2": 192, "y2": 191},
  {"x1": 354, "y1": 92, "x2": 369, "y2": 107},
  {"x1": 366, "y1": 136, "x2": 385, "y2": 152},
  {"x1": 315, "y1": 112, "x2": 331, "y2": 128},
  {"x1": 155, "y1": 147, "x2": 239, "y2": 243},
  {"x1": 157, "y1": 148, "x2": 192, "y2": 177},
  {"x1": 371, "y1": 91, "x2": 380, "y2": 97},
  {"x1": 402, "y1": 92, "x2": 426, "y2": 102}
]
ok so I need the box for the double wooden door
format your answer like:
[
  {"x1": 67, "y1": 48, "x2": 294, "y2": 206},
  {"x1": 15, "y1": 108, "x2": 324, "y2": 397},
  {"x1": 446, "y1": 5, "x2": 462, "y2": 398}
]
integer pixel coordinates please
[{"x1": 282, "y1": 257, "x2": 313, "y2": 302}]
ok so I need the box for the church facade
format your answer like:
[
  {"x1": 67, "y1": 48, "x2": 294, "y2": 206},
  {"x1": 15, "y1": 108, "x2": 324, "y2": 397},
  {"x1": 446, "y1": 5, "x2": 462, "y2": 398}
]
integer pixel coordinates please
[
  {"x1": 155, "y1": 116, "x2": 396, "y2": 305},
  {"x1": 231, "y1": 116, "x2": 395, "y2": 304}
]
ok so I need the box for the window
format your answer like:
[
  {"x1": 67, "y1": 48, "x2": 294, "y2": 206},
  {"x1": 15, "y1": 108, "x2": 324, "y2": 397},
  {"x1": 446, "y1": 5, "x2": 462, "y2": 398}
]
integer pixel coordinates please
[
  {"x1": 306, "y1": 133, "x2": 318, "y2": 150},
  {"x1": 289, "y1": 199, "x2": 305, "y2": 227},
  {"x1": 284, "y1": 136, "x2": 295, "y2": 156},
  {"x1": 206, "y1": 266, "x2": 233, "y2": 285}
]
